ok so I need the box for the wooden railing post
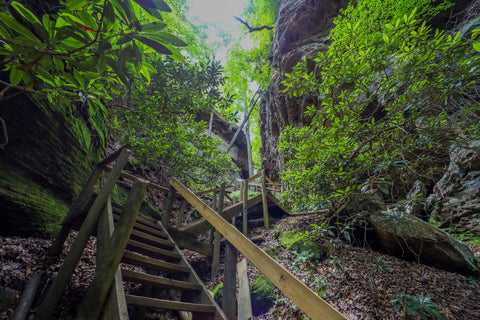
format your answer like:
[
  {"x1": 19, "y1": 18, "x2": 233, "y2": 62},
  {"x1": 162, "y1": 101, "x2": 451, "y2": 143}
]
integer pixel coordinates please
[
  {"x1": 176, "y1": 199, "x2": 187, "y2": 228},
  {"x1": 76, "y1": 178, "x2": 147, "y2": 320},
  {"x1": 162, "y1": 185, "x2": 175, "y2": 226},
  {"x1": 241, "y1": 180, "x2": 248, "y2": 235},
  {"x1": 36, "y1": 149, "x2": 130, "y2": 320},
  {"x1": 49, "y1": 166, "x2": 102, "y2": 257},
  {"x1": 211, "y1": 184, "x2": 225, "y2": 281},
  {"x1": 223, "y1": 216, "x2": 237, "y2": 319},
  {"x1": 97, "y1": 198, "x2": 128, "y2": 320},
  {"x1": 261, "y1": 170, "x2": 270, "y2": 228}
]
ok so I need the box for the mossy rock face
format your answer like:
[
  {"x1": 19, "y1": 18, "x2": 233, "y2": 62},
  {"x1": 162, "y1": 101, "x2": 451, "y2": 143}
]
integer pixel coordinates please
[
  {"x1": 251, "y1": 274, "x2": 275, "y2": 316},
  {"x1": 0, "y1": 94, "x2": 105, "y2": 237}
]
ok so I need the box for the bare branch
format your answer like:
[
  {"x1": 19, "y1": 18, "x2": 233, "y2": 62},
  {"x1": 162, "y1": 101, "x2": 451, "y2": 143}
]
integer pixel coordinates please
[{"x1": 234, "y1": 16, "x2": 273, "y2": 33}]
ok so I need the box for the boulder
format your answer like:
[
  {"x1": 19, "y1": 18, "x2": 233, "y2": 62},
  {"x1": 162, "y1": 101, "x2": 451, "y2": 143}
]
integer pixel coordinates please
[
  {"x1": 430, "y1": 140, "x2": 480, "y2": 232},
  {"x1": 370, "y1": 210, "x2": 479, "y2": 275}
]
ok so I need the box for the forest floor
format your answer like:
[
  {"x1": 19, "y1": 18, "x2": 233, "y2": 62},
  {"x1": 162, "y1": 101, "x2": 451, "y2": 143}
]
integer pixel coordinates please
[{"x1": 0, "y1": 214, "x2": 479, "y2": 319}]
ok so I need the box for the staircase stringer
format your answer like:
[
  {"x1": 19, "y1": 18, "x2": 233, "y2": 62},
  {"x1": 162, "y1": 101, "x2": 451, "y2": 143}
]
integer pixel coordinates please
[{"x1": 154, "y1": 220, "x2": 227, "y2": 320}]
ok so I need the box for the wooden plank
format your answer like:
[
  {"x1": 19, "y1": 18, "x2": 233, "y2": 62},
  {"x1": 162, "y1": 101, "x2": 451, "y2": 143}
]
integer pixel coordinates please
[
  {"x1": 162, "y1": 185, "x2": 176, "y2": 226},
  {"x1": 242, "y1": 180, "x2": 248, "y2": 235},
  {"x1": 265, "y1": 176, "x2": 282, "y2": 192},
  {"x1": 36, "y1": 149, "x2": 131, "y2": 320},
  {"x1": 237, "y1": 259, "x2": 252, "y2": 320},
  {"x1": 76, "y1": 178, "x2": 147, "y2": 320},
  {"x1": 125, "y1": 295, "x2": 216, "y2": 313},
  {"x1": 167, "y1": 228, "x2": 213, "y2": 257},
  {"x1": 103, "y1": 165, "x2": 171, "y2": 194},
  {"x1": 97, "y1": 199, "x2": 129, "y2": 320},
  {"x1": 122, "y1": 251, "x2": 191, "y2": 274},
  {"x1": 130, "y1": 229, "x2": 175, "y2": 249},
  {"x1": 97, "y1": 146, "x2": 127, "y2": 167},
  {"x1": 247, "y1": 171, "x2": 263, "y2": 183},
  {"x1": 176, "y1": 199, "x2": 188, "y2": 227},
  {"x1": 122, "y1": 269, "x2": 201, "y2": 291},
  {"x1": 127, "y1": 239, "x2": 181, "y2": 261},
  {"x1": 211, "y1": 184, "x2": 225, "y2": 281},
  {"x1": 222, "y1": 217, "x2": 237, "y2": 319},
  {"x1": 179, "y1": 195, "x2": 262, "y2": 236},
  {"x1": 12, "y1": 273, "x2": 42, "y2": 320},
  {"x1": 261, "y1": 170, "x2": 270, "y2": 228},
  {"x1": 171, "y1": 178, "x2": 348, "y2": 320},
  {"x1": 49, "y1": 166, "x2": 102, "y2": 257}
]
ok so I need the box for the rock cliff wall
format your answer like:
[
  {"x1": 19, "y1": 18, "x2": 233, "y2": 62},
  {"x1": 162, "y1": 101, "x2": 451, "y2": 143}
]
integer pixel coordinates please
[
  {"x1": 0, "y1": 95, "x2": 105, "y2": 237},
  {"x1": 260, "y1": 0, "x2": 349, "y2": 181}
]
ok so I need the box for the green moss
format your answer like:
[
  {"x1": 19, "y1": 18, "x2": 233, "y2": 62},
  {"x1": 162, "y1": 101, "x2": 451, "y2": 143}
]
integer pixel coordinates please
[{"x1": 0, "y1": 170, "x2": 69, "y2": 237}]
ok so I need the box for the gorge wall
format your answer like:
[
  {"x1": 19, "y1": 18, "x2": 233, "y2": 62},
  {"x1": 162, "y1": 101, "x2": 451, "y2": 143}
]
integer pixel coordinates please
[
  {"x1": 260, "y1": 0, "x2": 349, "y2": 181},
  {"x1": 260, "y1": 0, "x2": 476, "y2": 181}
]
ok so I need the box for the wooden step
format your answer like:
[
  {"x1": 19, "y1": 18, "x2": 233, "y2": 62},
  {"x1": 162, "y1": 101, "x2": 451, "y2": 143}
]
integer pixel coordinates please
[
  {"x1": 136, "y1": 214, "x2": 166, "y2": 231},
  {"x1": 130, "y1": 230, "x2": 175, "y2": 249},
  {"x1": 125, "y1": 294, "x2": 216, "y2": 314},
  {"x1": 113, "y1": 214, "x2": 169, "y2": 239},
  {"x1": 126, "y1": 239, "x2": 180, "y2": 261},
  {"x1": 122, "y1": 269, "x2": 201, "y2": 291},
  {"x1": 122, "y1": 251, "x2": 190, "y2": 274}
]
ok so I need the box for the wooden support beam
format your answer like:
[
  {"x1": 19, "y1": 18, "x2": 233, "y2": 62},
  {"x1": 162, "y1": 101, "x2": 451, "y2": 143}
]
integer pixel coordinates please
[
  {"x1": 237, "y1": 259, "x2": 252, "y2": 320},
  {"x1": 170, "y1": 178, "x2": 348, "y2": 320},
  {"x1": 76, "y1": 178, "x2": 147, "y2": 320},
  {"x1": 176, "y1": 199, "x2": 187, "y2": 228},
  {"x1": 12, "y1": 273, "x2": 42, "y2": 320},
  {"x1": 261, "y1": 170, "x2": 270, "y2": 228},
  {"x1": 242, "y1": 180, "x2": 248, "y2": 235},
  {"x1": 36, "y1": 149, "x2": 130, "y2": 320},
  {"x1": 167, "y1": 228, "x2": 213, "y2": 257},
  {"x1": 265, "y1": 176, "x2": 282, "y2": 192},
  {"x1": 246, "y1": 171, "x2": 262, "y2": 183},
  {"x1": 179, "y1": 195, "x2": 262, "y2": 236},
  {"x1": 97, "y1": 199, "x2": 128, "y2": 320},
  {"x1": 162, "y1": 185, "x2": 176, "y2": 226},
  {"x1": 211, "y1": 184, "x2": 225, "y2": 281},
  {"x1": 49, "y1": 166, "x2": 102, "y2": 257},
  {"x1": 223, "y1": 217, "x2": 237, "y2": 319}
]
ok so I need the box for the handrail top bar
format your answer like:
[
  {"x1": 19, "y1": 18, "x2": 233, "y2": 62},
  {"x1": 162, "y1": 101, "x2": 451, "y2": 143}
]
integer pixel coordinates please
[
  {"x1": 97, "y1": 146, "x2": 130, "y2": 168},
  {"x1": 103, "y1": 165, "x2": 172, "y2": 194}
]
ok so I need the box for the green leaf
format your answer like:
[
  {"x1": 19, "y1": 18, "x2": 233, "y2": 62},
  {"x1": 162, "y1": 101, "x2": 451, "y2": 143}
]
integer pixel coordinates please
[
  {"x1": 140, "y1": 22, "x2": 167, "y2": 33},
  {"x1": 9, "y1": 67, "x2": 22, "y2": 86},
  {"x1": 134, "y1": 36, "x2": 172, "y2": 55},
  {"x1": 11, "y1": 1, "x2": 41, "y2": 25},
  {"x1": 473, "y1": 42, "x2": 480, "y2": 52},
  {"x1": 63, "y1": 0, "x2": 87, "y2": 10},
  {"x1": 377, "y1": 184, "x2": 390, "y2": 195},
  {"x1": 0, "y1": 13, "x2": 41, "y2": 44},
  {"x1": 146, "y1": 32, "x2": 188, "y2": 47}
]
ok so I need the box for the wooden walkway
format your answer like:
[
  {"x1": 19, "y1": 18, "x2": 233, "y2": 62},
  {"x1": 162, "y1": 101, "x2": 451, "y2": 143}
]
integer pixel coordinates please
[{"x1": 26, "y1": 147, "x2": 348, "y2": 320}]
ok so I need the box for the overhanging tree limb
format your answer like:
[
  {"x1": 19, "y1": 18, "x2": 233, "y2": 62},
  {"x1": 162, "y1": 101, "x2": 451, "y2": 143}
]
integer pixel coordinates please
[
  {"x1": 234, "y1": 16, "x2": 274, "y2": 33},
  {"x1": 226, "y1": 88, "x2": 263, "y2": 152}
]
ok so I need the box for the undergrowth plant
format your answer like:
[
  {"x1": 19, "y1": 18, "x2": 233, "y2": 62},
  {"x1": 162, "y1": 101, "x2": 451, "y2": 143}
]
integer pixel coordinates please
[
  {"x1": 280, "y1": 0, "x2": 480, "y2": 213},
  {"x1": 391, "y1": 291, "x2": 445, "y2": 319}
]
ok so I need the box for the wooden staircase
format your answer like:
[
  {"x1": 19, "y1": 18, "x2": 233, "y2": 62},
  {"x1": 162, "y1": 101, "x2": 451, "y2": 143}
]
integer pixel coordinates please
[
  {"x1": 33, "y1": 146, "x2": 347, "y2": 320},
  {"x1": 34, "y1": 147, "x2": 225, "y2": 320},
  {"x1": 115, "y1": 210, "x2": 224, "y2": 319}
]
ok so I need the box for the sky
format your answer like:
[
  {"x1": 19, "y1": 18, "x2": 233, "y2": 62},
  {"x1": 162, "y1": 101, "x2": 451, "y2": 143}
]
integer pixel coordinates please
[{"x1": 185, "y1": 0, "x2": 252, "y2": 62}]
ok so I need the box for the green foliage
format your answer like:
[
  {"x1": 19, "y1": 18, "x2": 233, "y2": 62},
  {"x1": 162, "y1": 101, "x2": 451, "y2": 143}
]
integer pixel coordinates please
[
  {"x1": 212, "y1": 282, "x2": 223, "y2": 306},
  {"x1": 251, "y1": 274, "x2": 276, "y2": 310},
  {"x1": 280, "y1": 0, "x2": 480, "y2": 211},
  {"x1": 0, "y1": 0, "x2": 185, "y2": 107},
  {"x1": 391, "y1": 291, "x2": 445, "y2": 319},
  {"x1": 278, "y1": 229, "x2": 324, "y2": 265},
  {"x1": 443, "y1": 226, "x2": 480, "y2": 247},
  {"x1": 110, "y1": 56, "x2": 237, "y2": 187}
]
